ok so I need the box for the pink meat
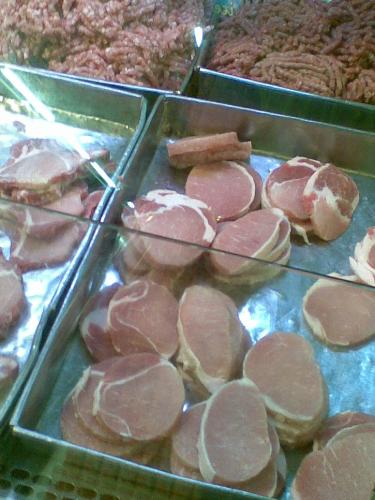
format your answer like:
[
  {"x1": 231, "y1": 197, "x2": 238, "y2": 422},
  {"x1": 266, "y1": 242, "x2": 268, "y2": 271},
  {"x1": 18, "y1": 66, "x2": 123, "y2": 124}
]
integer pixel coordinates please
[
  {"x1": 80, "y1": 284, "x2": 120, "y2": 362},
  {"x1": 349, "y1": 227, "x2": 375, "y2": 286},
  {"x1": 303, "y1": 164, "x2": 359, "y2": 241},
  {"x1": 303, "y1": 277, "x2": 375, "y2": 347},
  {"x1": 291, "y1": 428, "x2": 375, "y2": 500},
  {"x1": 247, "y1": 164, "x2": 263, "y2": 211},
  {"x1": 314, "y1": 411, "x2": 375, "y2": 450},
  {"x1": 209, "y1": 208, "x2": 284, "y2": 276},
  {"x1": 243, "y1": 333, "x2": 327, "y2": 434},
  {"x1": 177, "y1": 285, "x2": 246, "y2": 393},
  {"x1": 185, "y1": 161, "x2": 256, "y2": 221},
  {"x1": 0, "y1": 251, "x2": 25, "y2": 338},
  {"x1": 264, "y1": 157, "x2": 319, "y2": 220},
  {"x1": 325, "y1": 422, "x2": 375, "y2": 447},
  {"x1": 0, "y1": 354, "x2": 19, "y2": 392},
  {"x1": 198, "y1": 379, "x2": 271, "y2": 484},
  {"x1": 172, "y1": 402, "x2": 206, "y2": 470},
  {"x1": 10, "y1": 221, "x2": 83, "y2": 272},
  {"x1": 134, "y1": 190, "x2": 217, "y2": 268},
  {"x1": 95, "y1": 353, "x2": 185, "y2": 441},
  {"x1": 167, "y1": 132, "x2": 252, "y2": 169},
  {"x1": 82, "y1": 189, "x2": 105, "y2": 219},
  {"x1": 170, "y1": 451, "x2": 203, "y2": 481},
  {"x1": 108, "y1": 279, "x2": 178, "y2": 359}
]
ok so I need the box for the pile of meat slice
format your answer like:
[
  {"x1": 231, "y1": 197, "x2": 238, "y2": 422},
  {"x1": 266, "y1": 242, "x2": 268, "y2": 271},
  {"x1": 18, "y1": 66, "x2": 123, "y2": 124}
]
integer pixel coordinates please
[
  {"x1": 292, "y1": 411, "x2": 375, "y2": 500},
  {"x1": 262, "y1": 156, "x2": 359, "y2": 243}
]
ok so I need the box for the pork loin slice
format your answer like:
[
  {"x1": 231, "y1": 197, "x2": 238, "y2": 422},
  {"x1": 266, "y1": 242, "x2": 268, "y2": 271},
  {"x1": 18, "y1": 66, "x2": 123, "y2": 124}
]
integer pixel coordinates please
[
  {"x1": 167, "y1": 132, "x2": 252, "y2": 169},
  {"x1": 302, "y1": 164, "x2": 359, "y2": 241},
  {"x1": 134, "y1": 190, "x2": 217, "y2": 268},
  {"x1": 95, "y1": 353, "x2": 185, "y2": 441},
  {"x1": 326, "y1": 422, "x2": 375, "y2": 448},
  {"x1": 177, "y1": 285, "x2": 245, "y2": 393},
  {"x1": 349, "y1": 227, "x2": 375, "y2": 286},
  {"x1": 0, "y1": 355, "x2": 19, "y2": 392},
  {"x1": 313, "y1": 411, "x2": 375, "y2": 450},
  {"x1": 291, "y1": 428, "x2": 375, "y2": 500},
  {"x1": 108, "y1": 279, "x2": 178, "y2": 359},
  {"x1": 170, "y1": 451, "x2": 203, "y2": 481},
  {"x1": 10, "y1": 221, "x2": 83, "y2": 272},
  {"x1": 185, "y1": 161, "x2": 256, "y2": 221},
  {"x1": 0, "y1": 251, "x2": 25, "y2": 338},
  {"x1": 80, "y1": 284, "x2": 120, "y2": 362},
  {"x1": 262, "y1": 157, "x2": 320, "y2": 220},
  {"x1": 198, "y1": 379, "x2": 271, "y2": 484},
  {"x1": 303, "y1": 276, "x2": 375, "y2": 347},
  {"x1": 209, "y1": 208, "x2": 285, "y2": 276},
  {"x1": 82, "y1": 189, "x2": 105, "y2": 219},
  {"x1": 243, "y1": 333, "x2": 327, "y2": 436}
]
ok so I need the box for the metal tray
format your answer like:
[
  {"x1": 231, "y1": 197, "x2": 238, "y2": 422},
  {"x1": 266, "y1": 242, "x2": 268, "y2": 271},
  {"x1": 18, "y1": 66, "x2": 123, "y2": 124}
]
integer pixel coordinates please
[
  {"x1": 0, "y1": 63, "x2": 147, "y2": 220},
  {"x1": 10, "y1": 221, "x2": 375, "y2": 500}
]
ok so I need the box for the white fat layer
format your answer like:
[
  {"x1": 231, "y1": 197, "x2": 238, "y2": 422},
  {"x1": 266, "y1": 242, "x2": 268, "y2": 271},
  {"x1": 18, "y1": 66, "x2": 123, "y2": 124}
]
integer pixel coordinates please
[
  {"x1": 349, "y1": 257, "x2": 375, "y2": 286},
  {"x1": 291, "y1": 221, "x2": 312, "y2": 245},
  {"x1": 137, "y1": 190, "x2": 216, "y2": 243}
]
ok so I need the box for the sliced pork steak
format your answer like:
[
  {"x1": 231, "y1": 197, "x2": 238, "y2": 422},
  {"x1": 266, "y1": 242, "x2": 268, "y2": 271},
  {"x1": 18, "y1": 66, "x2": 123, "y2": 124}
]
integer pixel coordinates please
[
  {"x1": 0, "y1": 355, "x2": 19, "y2": 393},
  {"x1": 303, "y1": 163, "x2": 359, "y2": 241},
  {"x1": 177, "y1": 285, "x2": 246, "y2": 393},
  {"x1": 291, "y1": 428, "x2": 375, "y2": 500},
  {"x1": 349, "y1": 227, "x2": 375, "y2": 286},
  {"x1": 303, "y1": 276, "x2": 375, "y2": 347},
  {"x1": 185, "y1": 161, "x2": 257, "y2": 221},
  {"x1": 198, "y1": 379, "x2": 272, "y2": 484},
  {"x1": 95, "y1": 353, "x2": 185, "y2": 442},
  {"x1": 133, "y1": 190, "x2": 216, "y2": 268},
  {"x1": 80, "y1": 284, "x2": 120, "y2": 362},
  {"x1": 0, "y1": 251, "x2": 25, "y2": 338},
  {"x1": 108, "y1": 279, "x2": 178, "y2": 359}
]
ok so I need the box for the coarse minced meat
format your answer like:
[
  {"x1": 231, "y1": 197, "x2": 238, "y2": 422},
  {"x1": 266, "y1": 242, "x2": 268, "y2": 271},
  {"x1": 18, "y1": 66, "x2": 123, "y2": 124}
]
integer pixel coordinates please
[{"x1": 0, "y1": 0, "x2": 204, "y2": 90}]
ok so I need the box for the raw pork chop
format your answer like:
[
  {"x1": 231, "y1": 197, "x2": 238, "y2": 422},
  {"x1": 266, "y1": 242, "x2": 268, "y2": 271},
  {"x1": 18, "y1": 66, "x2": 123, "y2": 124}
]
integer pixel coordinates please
[
  {"x1": 243, "y1": 332, "x2": 327, "y2": 447},
  {"x1": 108, "y1": 279, "x2": 178, "y2": 359},
  {"x1": 133, "y1": 190, "x2": 217, "y2": 268},
  {"x1": 0, "y1": 251, "x2": 25, "y2": 338},
  {"x1": 95, "y1": 353, "x2": 185, "y2": 441},
  {"x1": 313, "y1": 411, "x2": 375, "y2": 450},
  {"x1": 303, "y1": 163, "x2": 359, "y2": 241},
  {"x1": 82, "y1": 190, "x2": 105, "y2": 219},
  {"x1": 167, "y1": 132, "x2": 252, "y2": 169},
  {"x1": 177, "y1": 285, "x2": 246, "y2": 393},
  {"x1": 349, "y1": 227, "x2": 375, "y2": 286},
  {"x1": 198, "y1": 379, "x2": 271, "y2": 484},
  {"x1": 185, "y1": 161, "x2": 257, "y2": 221},
  {"x1": 209, "y1": 208, "x2": 288, "y2": 276},
  {"x1": 303, "y1": 275, "x2": 375, "y2": 347},
  {"x1": 80, "y1": 284, "x2": 120, "y2": 361},
  {"x1": 0, "y1": 355, "x2": 19, "y2": 393},
  {"x1": 291, "y1": 428, "x2": 375, "y2": 500}
]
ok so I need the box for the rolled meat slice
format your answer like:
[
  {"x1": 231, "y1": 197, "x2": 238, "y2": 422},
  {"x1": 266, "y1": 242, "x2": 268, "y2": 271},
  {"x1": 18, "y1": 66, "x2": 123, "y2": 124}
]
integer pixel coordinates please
[
  {"x1": 0, "y1": 251, "x2": 25, "y2": 338},
  {"x1": 108, "y1": 279, "x2": 179, "y2": 359},
  {"x1": 349, "y1": 227, "x2": 375, "y2": 286},
  {"x1": 302, "y1": 163, "x2": 359, "y2": 241},
  {"x1": 303, "y1": 275, "x2": 375, "y2": 347},
  {"x1": 177, "y1": 285, "x2": 246, "y2": 394},
  {"x1": 198, "y1": 379, "x2": 272, "y2": 484},
  {"x1": 185, "y1": 161, "x2": 257, "y2": 221},
  {"x1": 167, "y1": 132, "x2": 252, "y2": 169},
  {"x1": 134, "y1": 190, "x2": 217, "y2": 268},
  {"x1": 95, "y1": 353, "x2": 185, "y2": 442}
]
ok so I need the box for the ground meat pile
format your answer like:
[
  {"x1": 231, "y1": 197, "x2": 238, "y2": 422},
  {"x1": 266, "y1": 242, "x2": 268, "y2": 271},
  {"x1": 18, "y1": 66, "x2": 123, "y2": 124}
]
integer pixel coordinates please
[
  {"x1": 0, "y1": 0, "x2": 204, "y2": 90},
  {"x1": 207, "y1": 0, "x2": 375, "y2": 104}
]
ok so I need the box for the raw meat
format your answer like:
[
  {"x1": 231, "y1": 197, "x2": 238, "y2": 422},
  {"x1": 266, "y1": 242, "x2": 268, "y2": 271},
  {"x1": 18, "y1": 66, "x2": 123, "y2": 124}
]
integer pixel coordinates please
[
  {"x1": 10, "y1": 221, "x2": 83, "y2": 272},
  {"x1": 198, "y1": 379, "x2": 272, "y2": 484},
  {"x1": 325, "y1": 422, "x2": 375, "y2": 447},
  {"x1": 313, "y1": 411, "x2": 375, "y2": 450},
  {"x1": 170, "y1": 451, "x2": 203, "y2": 481},
  {"x1": 80, "y1": 284, "x2": 120, "y2": 362},
  {"x1": 0, "y1": 251, "x2": 25, "y2": 338},
  {"x1": 303, "y1": 163, "x2": 359, "y2": 241},
  {"x1": 291, "y1": 428, "x2": 375, "y2": 500},
  {"x1": 303, "y1": 275, "x2": 375, "y2": 347},
  {"x1": 0, "y1": 354, "x2": 19, "y2": 392},
  {"x1": 82, "y1": 190, "x2": 105, "y2": 219},
  {"x1": 349, "y1": 227, "x2": 375, "y2": 286},
  {"x1": 167, "y1": 132, "x2": 252, "y2": 169},
  {"x1": 185, "y1": 161, "x2": 256, "y2": 221},
  {"x1": 95, "y1": 353, "x2": 185, "y2": 441},
  {"x1": 108, "y1": 279, "x2": 179, "y2": 359},
  {"x1": 209, "y1": 208, "x2": 288, "y2": 276},
  {"x1": 133, "y1": 190, "x2": 217, "y2": 268},
  {"x1": 177, "y1": 285, "x2": 246, "y2": 393},
  {"x1": 247, "y1": 164, "x2": 263, "y2": 212},
  {"x1": 243, "y1": 332, "x2": 327, "y2": 447}
]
